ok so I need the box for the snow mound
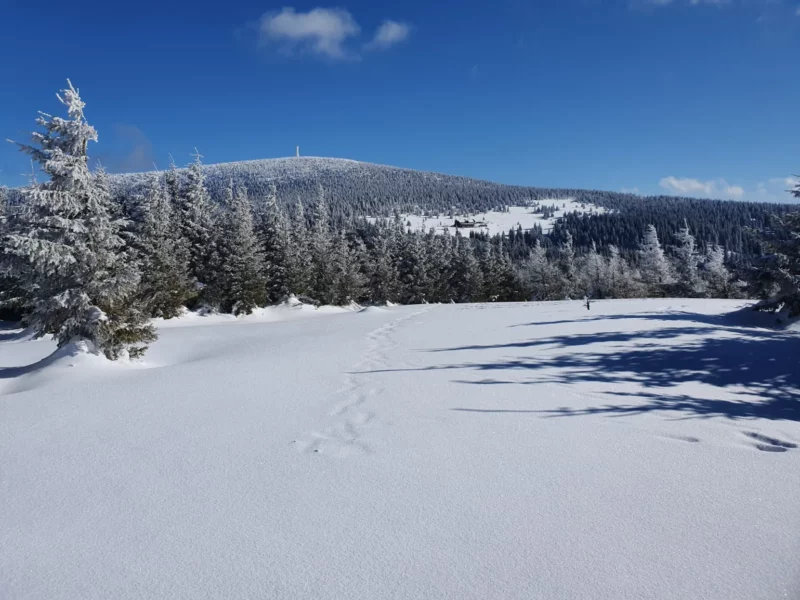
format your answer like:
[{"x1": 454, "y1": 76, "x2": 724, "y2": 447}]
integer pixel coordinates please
[{"x1": 154, "y1": 299, "x2": 360, "y2": 329}]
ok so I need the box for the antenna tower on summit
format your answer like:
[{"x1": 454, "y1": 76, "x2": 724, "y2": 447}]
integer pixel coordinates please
[{"x1": 296, "y1": 146, "x2": 300, "y2": 157}]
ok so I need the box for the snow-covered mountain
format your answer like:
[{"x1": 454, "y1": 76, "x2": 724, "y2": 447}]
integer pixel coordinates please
[
  {"x1": 106, "y1": 156, "x2": 789, "y2": 256},
  {"x1": 111, "y1": 156, "x2": 583, "y2": 216}
]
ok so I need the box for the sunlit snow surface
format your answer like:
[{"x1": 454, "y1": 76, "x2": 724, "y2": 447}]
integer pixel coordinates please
[
  {"x1": 2, "y1": 299, "x2": 799, "y2": 599},
  {"x1": 368, "y1": 200, "x2": 606, "y2": 235}
]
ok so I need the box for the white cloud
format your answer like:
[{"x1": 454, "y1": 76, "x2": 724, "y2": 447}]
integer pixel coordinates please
[
  {"x1": 796, "y1": 6, "x2": 800, "y2": 16},
  {"x1": 659, "y1": 176, "x2": 798, "y2": 202},
  {"x1": 768, "y1": 177, "x2": 799, "y2": 188},
  {"x1": 367, "y1": 20, "x2": 411, "y2": 50},
  {"x1": 258, "y1": 7, "x2": 360, "y2": 59},
  {"x1": 659, "y1": 176, "x2": 716, "y2": 196},
  {"x1": 723, "y1": 184, "x2": 744, "y2": 199},
  {"x1": 754, "y1": 179, "x2": 800, "y2": 202},
  {"x1": 659, "y1": 176, "x2": 744, "y2": 199}
]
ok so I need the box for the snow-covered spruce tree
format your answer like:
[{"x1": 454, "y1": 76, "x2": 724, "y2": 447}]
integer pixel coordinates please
[
  {"x1": 254, "y1": 183, "x2": 289, "y2": 303},
  {"x1": 426, "y1": 230, "x2": 454, "y2": 303},
  {"x1": 493, "y1": 238, "x2": 521, "y2": 301},
  {"x1": 0, "y1": 186, "x2": 26, "y2": 319},
  {"x1": 285, "y1": 201, "x2": 312, "y2": 299},
  {"x1": 396, "y1": 231, "x2": 430, "y2": 304},
  {"x1": 478, "y1": 240, "x2": 498, "y2": 301},
  {"x1": 578, "y1": 241, "x2": 606, "y2": 299},
  {"x1": 449, "y1": 234, "x2": 482, "y2": 303},
  {"x1": 2, "y1": 81, "x2": 155, "y2": 359},
  {"x1": 308, "y1": 188, "x2": 336, "y2": 304},
  {"x1": 670, "y1": 221, "x2": 705, "y2": 297},
  {"x1": 751, "y1": 180, "x2": 800, "y2": 315},
  {"x1": 605, "y1": 245, "x2": 641, "y2": 299},
  {"x1": 637, "y1": 224, "x2": 673, "y2": 296},
  {"x1": 332, "y1": 230, "x2": 366, "y2": 305},
  {"x1": 131, "y1": 174, "x2": 196, "y2": 318},
  {"x1": 523, "y1": 240, "x2": 565, "y2": 301},
  {"x1": 163, "y1": 156, "x2": 191, "y2": 261},
  {"x1": 702, "y1": 245, "x2": 738, "y2": 299},
  {"x1": 164, "y1": 156, "x2": 182, "y2": 209},
  {"x1": 557, "y1": 231, "x2": 577, "y2": 299},
  {"x1": 216, "y1": 184, "x2": 267, "y2": 315},
  {"x1": 178, "y1": 150, "x2": 217, "y2": 303},
  {"x1": 367, "y1": 223, "x2": 399, "y2": 304}
]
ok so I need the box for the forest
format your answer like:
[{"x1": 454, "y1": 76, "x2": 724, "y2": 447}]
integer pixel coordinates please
[{"x1": 0, "y1": 81, "x2": 798, "y2": 360}]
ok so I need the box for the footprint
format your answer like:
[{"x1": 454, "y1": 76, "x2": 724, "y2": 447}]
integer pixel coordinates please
[
  {"x1": 295, "y1": 307, "x2": 430, "y2": 458},
  {"x1": 743, "y1": 431, "x2": 797, "y2": 453}
]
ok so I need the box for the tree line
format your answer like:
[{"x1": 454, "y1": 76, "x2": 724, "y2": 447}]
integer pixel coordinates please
[{"x1": 0, "y1": 82, "x2": 795, "y2": 360}]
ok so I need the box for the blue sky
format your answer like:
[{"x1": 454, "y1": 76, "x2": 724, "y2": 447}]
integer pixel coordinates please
[{"x1": 0, "y1": 0, "x2": 798, "y2": 201}]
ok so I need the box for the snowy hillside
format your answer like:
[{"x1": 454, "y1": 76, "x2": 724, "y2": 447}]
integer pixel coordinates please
[
  {"x1": 373, "y1": 200, "x2": 607, "y2": 236},
  {"x1": 111, "y1": 156, "x2": 587, "y2": 217},
  {"x1": 2, "y1": 299, "x2": 799, "y2": 599},
  {"x1": 85, "y1": 155, "x2": 790, "y2": 257}
]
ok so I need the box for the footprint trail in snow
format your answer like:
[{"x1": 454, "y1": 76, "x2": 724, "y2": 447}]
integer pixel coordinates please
[{"x1": 295, "y1": 308, "x2": 429, "y2": 457}]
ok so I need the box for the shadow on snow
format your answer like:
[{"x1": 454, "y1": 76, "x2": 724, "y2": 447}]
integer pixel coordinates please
[{"x1": 359, "y1": 312, "x2": 800, "y2": 422}]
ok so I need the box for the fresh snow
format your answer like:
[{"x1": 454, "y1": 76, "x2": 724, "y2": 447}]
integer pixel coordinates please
[
  {"x1": 2, "y1": 299, "x2": 799, "y2": 599},
  {"x1": 370, "y1": 201, "x2": 606, "y2": 236}
]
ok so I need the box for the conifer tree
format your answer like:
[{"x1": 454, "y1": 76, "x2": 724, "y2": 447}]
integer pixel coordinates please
[
  {"x1": 751, "y1": 178, "x2": 800, "y2": 315},
  {"x1": 285, "y1": 201, "x2": 312, "y2": 299},
  {"x1": 637, "y1": 224, "x2": 673, "y2": 295},
  {"x1": 524, "y1": 241, "x2": 564, "y2": 301},
  {"x1": 397, "y1": 232, "x2": 430, "y2": 304},
  {"x1": 216, "y1": 184, "x2": 267, "y2": 315},
  {"x1": 702, "y1": 245, "x2": 736, "y2": 299},
  {"x1": 0, "y1": 186, "x2": 25, "y2": 318},
  {"x1": 368, "y1": 223, "x2": 398, "y2": 304},
  {"x1": 332, "y1": 230, "x2": 366, "y2": 305},
  {"x1": 178, "y1": 150, "x2": 217, "y2": 300},
  {"x1": 133, "y1": 174, "x2": 195, "y2": 318},
  {"x1": 578, "y1": 241, "x2": 606, "y2": 299},
  {"x1": 163, "y1": 156, "x2": 190, "y2": 261},
  {"x1": 426, "y1": 230, "x2": 452, "y2": 303},
  {"x1": 309, "y1": 188, "x2": 335, "y2": 304},
  {"x1": 493, "y1": 238, "x2": 520, "y2": 301},
  {"x1": 558, "y1": 231, "x2": 577, "y2": 298},
  {"x1": 478, "y1": 240, "x2": 498, "y2": 301},
  {"x1": 2, "y1": 81, "x2": 154, "y2": 359},
  {"x1": 449, "y1": 235, "x2": 482, "y2": 303},
  {"x1": 671, "y1": 221, "x2": 705, "y2": 297},
  {"x1": 605, "y1": 245, "x2": 640, "y2": 298},
  {"x1": 255, "y1": 184, "x2": 290, "y2": 303}
]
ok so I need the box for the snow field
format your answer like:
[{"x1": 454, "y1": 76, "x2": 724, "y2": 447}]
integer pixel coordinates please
[
  {"x1": 1, "y1": 299, "x2": 799, "y2": 599},
  {"x1": 369, "y1": 200, "x2": 606, "y2": 236}
]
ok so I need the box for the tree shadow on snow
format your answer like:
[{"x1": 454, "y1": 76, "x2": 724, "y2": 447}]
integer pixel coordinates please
[
  {"x1": 507, "y1": 308, "x2": 782, "y2": 331},
  {"x1": 0, "y1": 342, "x2": 85, "y2": 381},
  {"x1": 0, "y1": 324, "x2": 32, "y2": 343},
  {"x1": 362, "y1": 320, "x2": 800, "y2": 422}
]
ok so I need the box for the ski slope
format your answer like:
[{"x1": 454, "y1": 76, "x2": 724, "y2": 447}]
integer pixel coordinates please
[{"x1": 2, "y1": 299, "x2": 799, "y2": 599}]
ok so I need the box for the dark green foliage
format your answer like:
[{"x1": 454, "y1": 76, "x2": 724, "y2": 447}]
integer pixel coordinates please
[
  {"x1": 131, "y1": 175, "x2": 196, "y2": 319},
  {"x1": 215, "y1": 185, "x2": 268, "y2": 315}
]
